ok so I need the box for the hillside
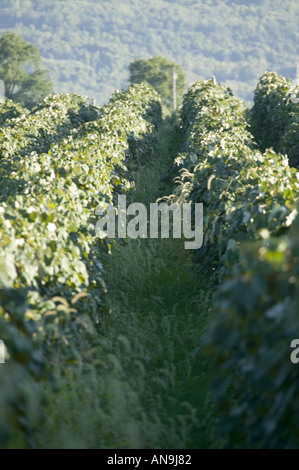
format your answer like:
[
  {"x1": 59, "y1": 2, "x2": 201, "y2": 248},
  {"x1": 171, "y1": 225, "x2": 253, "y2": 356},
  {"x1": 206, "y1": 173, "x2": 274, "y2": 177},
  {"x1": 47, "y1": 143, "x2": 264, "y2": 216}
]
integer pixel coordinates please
[{"x1": 0, "y1": 0, "x2": 297, "y2": 104}]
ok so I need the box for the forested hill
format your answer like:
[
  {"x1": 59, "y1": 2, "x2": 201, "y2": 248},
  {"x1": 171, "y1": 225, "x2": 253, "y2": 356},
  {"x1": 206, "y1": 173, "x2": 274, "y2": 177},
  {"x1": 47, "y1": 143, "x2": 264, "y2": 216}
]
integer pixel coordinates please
[{"x1": 0, "y1": 0, "x2": 297, "y2": 105}]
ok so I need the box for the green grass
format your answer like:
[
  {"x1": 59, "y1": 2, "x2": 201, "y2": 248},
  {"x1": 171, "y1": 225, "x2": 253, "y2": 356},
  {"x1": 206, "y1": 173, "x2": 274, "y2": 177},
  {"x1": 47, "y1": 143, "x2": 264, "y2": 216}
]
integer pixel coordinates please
[{"x1": 36, "y1": 116, "x2": 218, "y2": 449}]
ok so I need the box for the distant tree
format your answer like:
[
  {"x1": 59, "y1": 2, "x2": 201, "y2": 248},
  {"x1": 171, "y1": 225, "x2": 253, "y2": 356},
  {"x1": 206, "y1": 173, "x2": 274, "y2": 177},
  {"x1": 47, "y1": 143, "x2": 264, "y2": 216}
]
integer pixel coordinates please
[
  {"x1": 128, "y1": 56, "x2": 186, "y2": 111},
  {"x1": 0, "y1": 31, "x2": 52, "y2": 109}
]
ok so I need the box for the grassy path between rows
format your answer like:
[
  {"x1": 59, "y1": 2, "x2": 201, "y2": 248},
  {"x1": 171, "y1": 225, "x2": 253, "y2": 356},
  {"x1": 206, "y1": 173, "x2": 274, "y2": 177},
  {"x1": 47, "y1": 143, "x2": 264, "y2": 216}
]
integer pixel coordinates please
[{"x1": 36, "y1": 117, "x2": 217, "y2": 449}]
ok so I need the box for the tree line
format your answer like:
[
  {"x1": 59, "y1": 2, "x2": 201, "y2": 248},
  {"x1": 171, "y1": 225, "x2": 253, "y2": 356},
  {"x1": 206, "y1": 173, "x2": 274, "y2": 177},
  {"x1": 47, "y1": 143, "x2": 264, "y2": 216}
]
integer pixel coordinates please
[{"x1": 0, "y1": 31, "x2": 186, "y2": 112}]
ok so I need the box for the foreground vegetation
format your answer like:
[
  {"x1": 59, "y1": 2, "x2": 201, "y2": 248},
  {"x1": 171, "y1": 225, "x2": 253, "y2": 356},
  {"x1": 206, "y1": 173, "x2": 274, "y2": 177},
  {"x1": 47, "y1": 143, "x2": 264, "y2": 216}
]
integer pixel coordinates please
[
  {"x1": 171, "y1": 74, "x2": 299, "y2": 448},
  {"x1": 0, "y1": 70, "x2": 299, "y2": 448},
  {"x1": 36, "y1": 119, "x2": 216, "y2": 448},
  {"x1": 0, "y1": 83, "x2": 162, "y2": 447}
]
